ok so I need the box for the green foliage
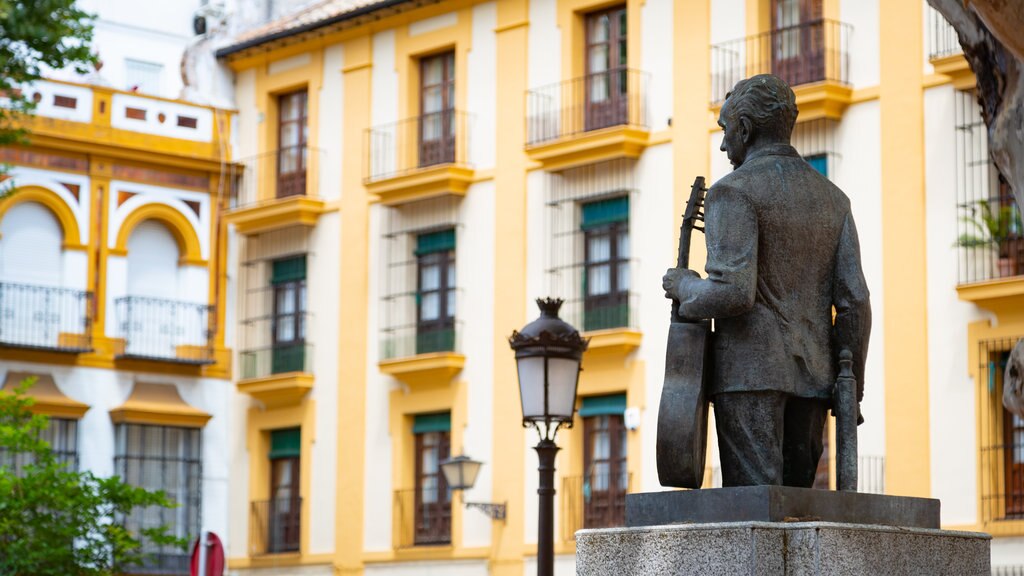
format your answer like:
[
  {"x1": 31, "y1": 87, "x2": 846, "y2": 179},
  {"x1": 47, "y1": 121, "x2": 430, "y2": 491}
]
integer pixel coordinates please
[
  {"x1": 956, "y1": 199, "x2": 1024, "y2": 251},
  {"x1": 0, "y1": 0, "x2": 96, "y2": 152},
  {"x1": 0, "y1": 379, "x2": 187, "y2": 576}
]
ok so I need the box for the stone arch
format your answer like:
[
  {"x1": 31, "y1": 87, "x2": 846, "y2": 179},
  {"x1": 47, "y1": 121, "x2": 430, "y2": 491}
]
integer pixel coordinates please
[
  {"x1": 0, "y1": 185, "x2": 84, "y2": 250},
  {"x1": 114, "y1": 202, "x2": 204, "y2": 265}
]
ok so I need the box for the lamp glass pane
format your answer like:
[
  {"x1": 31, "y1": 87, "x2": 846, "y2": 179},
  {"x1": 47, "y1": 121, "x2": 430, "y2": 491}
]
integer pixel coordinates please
[
  {"x1": 547, "y1": 357, "x2": 580, "y2": 419},
  {"x1": 517, "y1": 356, "x2": 546, "y2": 419}
]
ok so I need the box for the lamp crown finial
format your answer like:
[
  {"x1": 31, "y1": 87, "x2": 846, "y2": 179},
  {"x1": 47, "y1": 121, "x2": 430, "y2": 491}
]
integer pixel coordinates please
[{"x1": 536, "y1": 297, "x2": 564, "y2": 318}]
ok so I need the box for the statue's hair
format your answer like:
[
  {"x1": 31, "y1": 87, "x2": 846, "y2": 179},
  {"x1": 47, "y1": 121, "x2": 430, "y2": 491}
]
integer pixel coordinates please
[{"x1": 723, "y1": 74, "x2": 798, "y2": 140}]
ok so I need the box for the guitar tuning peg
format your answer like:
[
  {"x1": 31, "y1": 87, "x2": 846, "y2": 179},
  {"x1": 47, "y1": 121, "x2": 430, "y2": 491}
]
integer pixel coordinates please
[
  {"x1": 694, "y1": 225, "x2": 705, "y2": 233},
  {"x1": 696, "y1": 214, "x2": 704, "y2": 221}
]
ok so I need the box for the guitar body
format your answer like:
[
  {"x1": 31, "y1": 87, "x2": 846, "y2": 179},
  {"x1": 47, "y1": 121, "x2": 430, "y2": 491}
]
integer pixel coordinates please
[{"x1": 656, "y1": 319, "x2": 711, "y2": 488}]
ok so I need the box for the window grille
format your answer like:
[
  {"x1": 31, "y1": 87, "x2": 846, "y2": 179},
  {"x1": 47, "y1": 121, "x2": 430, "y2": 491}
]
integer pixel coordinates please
[
  {"x1": 954, "y1": 90, "x2": 1024, "y2": 284},
  {"x1": 0, "y1": 417, "x2": 78, "y2": 472},
  {"x1": 115, "y1": 423, "x2": 202, "y2": 575},
  {"x1": 546, "y1": 159, "x2": 639, "y2": 331},
  {"x1": 978, "y1": 336, "x2": 1024, "y2": 525},
  {"x1": 791, "y1": 118, "x2": 839, "y2": 179},
  {"x1": 239, "y1": 227, "x2": 314, "y2": 379},
  {"x1": 380, "y1": 197, "x2": 463, "y2": 360},
  {"x1": 926, "y1": 4, "x2": 962, "y2": 61}
]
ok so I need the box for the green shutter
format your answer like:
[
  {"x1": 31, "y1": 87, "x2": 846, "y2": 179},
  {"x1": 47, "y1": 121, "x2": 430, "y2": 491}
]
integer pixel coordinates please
[
  {"x1": 581, "y1": 197, "x2": 629, "y2": 230},
  {"x1": 805, "y1": 154, "x2": 828, "y2": 177},
  {"x1": 412, "y1": 412, "x2": 451, "y2": 434},
  {"x1": 271, "y1": 256, "x2": 307, "y2": 284},
  {"x1": 579, "y1": 394, "x2": 627, "y2": 417},
  {"x1": 271, "y1": 344, "x2": 307, "y2": 374},
  {"x1": 415, "y1": 229, "x2": 456, "y2": 256},
  {"x1": 269, "y1": 428, "x2": 301, "y2": 459}
]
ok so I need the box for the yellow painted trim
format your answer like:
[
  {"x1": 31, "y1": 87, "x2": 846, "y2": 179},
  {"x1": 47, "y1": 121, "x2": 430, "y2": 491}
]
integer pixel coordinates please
[
  {"x1": 224, "y1": 195, "x2": 327, "y2": 235},
  {"x1": 880, "y1": 0, "x2": 930, "y2": 498},
  {"x1": 0, "y1": 185, "x2": 85, "y2": 249},
  {"x1": 109, "y1": 382, "x2": 212, "y2": 428},
  {"x1": 851, "y1": 85, "x2": 881, "y2": 104},
  {"x1": 365, "y1": 164, "x2": 475, "y2": 206},
  {"x1": 557, "y1": 0, "x2": 644, "y2": 92},
  {"x1": 394, "y1": 6, "x2": 472, "y2": 122},
  {"x1": 957, "y1": 276, "x2": 1024, "y2": 317},
  {"x1": 792, "y1": 81, "x2": 853, "y2": 122},
  {"x1": 931, "y1": 53, "x2": 976, "y2": 90},
  {"x1": 1, "y1": 371, "x2": 90, "y2": 419},
  {"x1": 525, "y1": 125, "x2": 650, "y2": 171},
  {"x1": 362, "y1": 546, "x2": 491, "y2": 563},
  {"x1": 227, "y1": 553, "x2": 334, "y2": 569},
  {"x1": 379, "y1": 352, "x2": 466, "y2": 387},
  {"x1": 582, "y1": 327, "x2": 642, "y2": 355},
  {"x1": 113, "y1": 201, "x2": 204, "y2": 265},
  {"x1": 246, "y1": 400, "x2": 317, "y2": 558},
  {"x1": 237, "y1": 372, "x2": 314, "y2": 408}
]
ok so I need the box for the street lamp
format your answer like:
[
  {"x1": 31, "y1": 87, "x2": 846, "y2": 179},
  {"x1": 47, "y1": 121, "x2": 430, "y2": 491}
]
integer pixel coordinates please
[
  {"x1": 439, "y1": 455, "x2": 507, "y2": 520},
  {"x1": 508, "y1": 298, "x2": 588, "y2": 576}
]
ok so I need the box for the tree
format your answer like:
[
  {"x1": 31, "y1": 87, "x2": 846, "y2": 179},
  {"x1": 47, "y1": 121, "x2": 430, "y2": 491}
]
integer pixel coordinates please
[
  {"x1": 0, "y1": 0, "x2": 96, "y2": 161},
  {"x1": 927, "y1": 0, "x2": 1024, "y2": 217},
  {"x1": 0, "y1": 378, "x2": 186, "y2": 576}
]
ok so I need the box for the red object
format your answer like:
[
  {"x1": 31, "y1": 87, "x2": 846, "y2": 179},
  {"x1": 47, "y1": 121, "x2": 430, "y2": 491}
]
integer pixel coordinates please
[{"x1": 189, "y1": 532, "x2": 225, "y2": 576}]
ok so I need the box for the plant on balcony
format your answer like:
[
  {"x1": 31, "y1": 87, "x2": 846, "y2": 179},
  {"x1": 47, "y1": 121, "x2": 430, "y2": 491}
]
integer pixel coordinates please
[
  {"x1": 957, "y1": 199, "x2": 1024, "y2": 278},
  {"x1": 0, "y1": 378, "x2": 185, "y2": 576}
]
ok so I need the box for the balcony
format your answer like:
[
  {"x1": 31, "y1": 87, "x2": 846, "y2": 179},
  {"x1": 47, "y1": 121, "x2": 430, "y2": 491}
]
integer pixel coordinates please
[
  {"x1": 113, "y1": 296, "x2": 215, "y2": 364},
  {"x1": 525, "y1": 69, "x2": 650, "y2": 171},
  {"x1": 225, "y1": 146, "x2": 326, "y2": 235},
  {"x1": 710, "y1": 19, "x2": 852, "y2": 120},
  {"x1": 0, "y1": 282, "x2": 91, "y2": 352},
  {"x1": 561, "y1": 471, "x2": 632, "y2": 541},
  {"x1": 393, "y1": 488, "x2": 451, "y2": 548},
  {"x1": 364, "y1": 111, "x2": 474, "y2": 205},
  {"x1": 378, "y1": 322, "x2": 465, "y2": 387},
  {"x1": 926, "y1": 5, "x2": 973, "y2": 89},
  {"x1": 250, "y1": 498, "x2": 302, "y2": 555}
]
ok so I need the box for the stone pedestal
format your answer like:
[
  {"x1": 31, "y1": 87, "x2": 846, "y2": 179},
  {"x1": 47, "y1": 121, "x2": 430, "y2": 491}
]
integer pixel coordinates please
[{"x1": 575, "y1": 521, "x2": 991, "y2": 575}]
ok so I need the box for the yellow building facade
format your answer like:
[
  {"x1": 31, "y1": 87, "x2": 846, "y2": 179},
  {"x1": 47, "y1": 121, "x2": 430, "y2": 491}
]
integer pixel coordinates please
[{"x1": 216, "y1": 0, "x2": 1024, "y2": 573}]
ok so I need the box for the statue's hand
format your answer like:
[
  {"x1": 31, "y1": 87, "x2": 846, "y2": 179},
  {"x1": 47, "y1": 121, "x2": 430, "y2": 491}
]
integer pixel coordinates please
[{"x1": 663, "y1": 268, "x2": 699, "y2": 300}]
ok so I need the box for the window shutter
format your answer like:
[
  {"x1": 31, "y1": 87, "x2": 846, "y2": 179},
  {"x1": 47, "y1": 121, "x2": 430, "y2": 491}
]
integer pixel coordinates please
[
  {"x1": 0, "y1": 202, "x2": 63, "y2": 286},
  {"x1": 412, "y1": 412, "x2": 451, "y2": 434},
  {"x1": 269, "y1": 427, "x2": 301, "y2": 459},
  {"x1": 271, "y1": 255, "x2": 307, "y2": 284},
  {"x1": 414, "y1": 229, "x2": 456, "y2": 256},
  {"x1": 581, "y1": 196, "x2": 629, "y2": 230},
  {"x1": 579, "y1": 393, "x2": 627, "y2": 417},
  {"x1": 126, "y1": 220, "x2": 179, "y2": 298}
]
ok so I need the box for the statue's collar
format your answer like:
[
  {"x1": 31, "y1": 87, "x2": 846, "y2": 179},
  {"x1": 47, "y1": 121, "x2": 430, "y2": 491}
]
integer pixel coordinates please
[{"x1": 744, "y1": 144, "x2": 800, "y2": 163}]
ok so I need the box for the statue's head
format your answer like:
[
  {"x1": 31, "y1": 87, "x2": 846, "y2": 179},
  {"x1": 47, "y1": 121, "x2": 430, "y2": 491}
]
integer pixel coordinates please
[{"x1": 718, "y1": 74, "x2": 798, "y2": 168}]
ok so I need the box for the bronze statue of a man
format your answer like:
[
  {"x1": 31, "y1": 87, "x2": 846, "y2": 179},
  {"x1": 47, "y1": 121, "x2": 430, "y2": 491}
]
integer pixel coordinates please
[{"x1": 662, "y1": 74, "x2": 872, "y2": 487}]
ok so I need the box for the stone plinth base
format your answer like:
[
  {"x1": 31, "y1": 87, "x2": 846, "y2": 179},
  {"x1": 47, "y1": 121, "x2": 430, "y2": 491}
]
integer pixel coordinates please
[{"x1": 575, "y1": 522, "x2": 991, "y2": 576}]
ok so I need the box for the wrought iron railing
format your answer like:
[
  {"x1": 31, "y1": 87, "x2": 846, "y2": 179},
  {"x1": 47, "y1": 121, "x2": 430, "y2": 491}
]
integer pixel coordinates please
[
  {"x1": 228, "y1": 146, "x2": 323, "y2": 210},
  {"x1": 710, "y1": 19, "x2": 851, "y2": 105},
  {"x1": 0, "y1": 282, "x2": 91, "y2": 352},
  {"x1": 239, "y1": 343, "x2": 314, "y2": 380},
  {"x1": 379, "y1": 320, "x2": 463, "y2": 361},
  {"x1": 560, "y1": 292, "x2": 640, "y2": 334},
  {"x1": 561, "y1": 471, "x2": 632, "y2": 541},
  {"x1": 114, "y1": 296, "x2": 215, "y2": 364},
  {"x1": 926, "y1": 5, "x2": 962, "y2": 60},
  {"x1": 393, "y1": 488, "x2": 451, "y2": 547},
  {"x1": 250, "y1": 498, "x2": 302, "y2": 555},
  {"x1": 364, "y1": 111, "x2": 473, "y2": 182},
  {"x1": 979, "y1": 337, "x2": 1024, "y2": 524},
  {"x1": 526, "y1": 69, "x2": 649, "y2": 147}
]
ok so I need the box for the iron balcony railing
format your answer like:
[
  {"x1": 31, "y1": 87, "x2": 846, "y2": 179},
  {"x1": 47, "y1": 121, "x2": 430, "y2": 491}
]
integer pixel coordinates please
[
  {"x1": 558, "y1": 292, "x2": 640, "y2": 334},
  {"x1": 379, "y1": 320, "x2": 463, "y2": 361},
  {"x1": 393, "y1": 488, "x2": 451, "y2": 548},
  {"x1": 364, "y1": 111, "x2": 473, "y2": 183},
  {"x1": 562, "y1": 471, "x2": 632, "y2": 541},
  {"x1": 239, "y1": 343, "x2": 314, "y2": 380},
  {"x1": 710, "y1": 19, "x2": 851, "y2": 105},
  {"x1": 250, "y1": 498, "x2": 302, "y2": 555},
  {"x1": 0, "y1": 282, "x2": 91, "y2": 352},
  {"x1": 228, "y1": 146, "x2": 323, "y2": 211},
  {"x1": 526, "y1": 68, "x2": 649, "y2": 147},
  {"x1": 114, "y1": 296, "x2": 215, "y2": 364},
  {"x1": 926, "y1": 5, "x2": 962, "y2": 61}
]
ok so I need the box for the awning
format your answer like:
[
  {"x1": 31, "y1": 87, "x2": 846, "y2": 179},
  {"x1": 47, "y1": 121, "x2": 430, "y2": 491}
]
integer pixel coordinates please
[
  {"x1": 2, "y1": 371, "x2": 89, "y2": 419},
  {"x1": 109, "y1": 382, "x2": 211, "y2": 428}
]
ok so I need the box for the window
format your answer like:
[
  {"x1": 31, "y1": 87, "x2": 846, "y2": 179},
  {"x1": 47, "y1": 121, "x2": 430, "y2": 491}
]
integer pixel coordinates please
[
  {"x1": 805, "y1": 154, "x2": 828, "y2": 177},
  {"x1": 979, "y1": 338, "x2": 1024, "y2": 523},
  {"x1": 277, "y1": 90, "x2": 308, "y2": 199},
  {"x1": 585, "y1": 5, "x2": 628, "y2": 131},
  {"x1": 582, "y1": 197, "x2": 630, "y2": 331},
  {"x1": 413, "y1": 413, "x2": 451, "y2": 545},
  {"x1": 125, "y1": 59, "x2": 164, "y2": 95},
  {"x1": 270, "y1": 256, "x2": 307, "y2": 373},
  {"x1": 581, "y1": 395, "x2": 628, "y2": 529},
  {"x1": 415, "y1": 229, "x2": 456, "y2": 354},
  {"x1": 267, "y1": 428, "x2": 301, "y2": 553},
  {"x1": 770, "y1": 0, "x2": 825, "y2": 86},
  {"x1": 0, "y1": 417, "x2": 78, "y2": 473},
  {"x1": 419, "y1": 51, "x2": 455, "y2": 168},
  {"x1": 115, "y1": 423, "x2": 201, "y2": 575}
]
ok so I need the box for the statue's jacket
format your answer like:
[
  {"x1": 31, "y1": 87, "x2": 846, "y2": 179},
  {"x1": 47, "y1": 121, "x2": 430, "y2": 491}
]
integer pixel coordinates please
[{"x1": 677, "y1": 144, "x2": 871, "y2": 400}]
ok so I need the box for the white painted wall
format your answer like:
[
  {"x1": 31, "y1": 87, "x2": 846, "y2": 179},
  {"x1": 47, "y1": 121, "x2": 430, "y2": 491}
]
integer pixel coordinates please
[
  {"x1": 371, "y1": 30, "x2": 399, "y2": 129},
  {"x1": 924, "y1": 84, "x2": 987, "y2": 526},
  {"x1": 842, "y1": 0, "x2": 880, "y2": 89},
  {"x1": 641, "y1": 0, "x2": 673, "y2": 133},
  {"x1": 319, "y1": 44, "x2": 344, "y2": 202},
  {"x1": 468, "y1": 2, "x2": 497, "y2": 171},
  {"x1": 364, "y1": 559, "x2": 488, "y2": 576},
  {"x1": 710, "y1": 0, "x2": 745, "y2": 45},
  {"x1": 527, "y1": 0, "x2": 560, "y2": 91}
]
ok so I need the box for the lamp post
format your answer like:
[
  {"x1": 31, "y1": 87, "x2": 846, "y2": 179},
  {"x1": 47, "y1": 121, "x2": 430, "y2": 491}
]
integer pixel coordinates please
[{"x1": 508, "y1": 298, "x2": 589, "y2": 576}]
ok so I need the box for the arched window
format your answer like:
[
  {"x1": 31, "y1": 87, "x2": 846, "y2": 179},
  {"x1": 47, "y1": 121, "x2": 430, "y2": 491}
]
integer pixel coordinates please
[
  {"x1": 0, "y1": 201, "x2": 63, "y2": 286},
  {"x1": 126, "y1": 220, "x2": 180, "y2": 299}
]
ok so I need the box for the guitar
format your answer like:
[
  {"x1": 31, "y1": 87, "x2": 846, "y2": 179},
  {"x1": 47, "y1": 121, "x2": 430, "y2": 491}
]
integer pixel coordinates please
[{"x1": 656, "y1": 176, "x2": 712, "y2": 489}]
